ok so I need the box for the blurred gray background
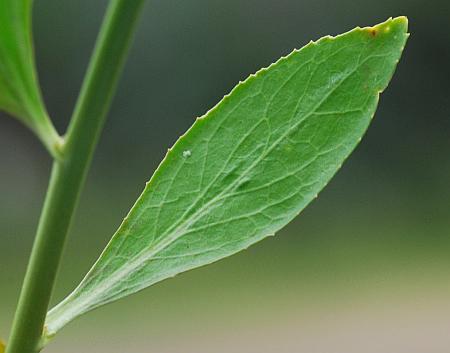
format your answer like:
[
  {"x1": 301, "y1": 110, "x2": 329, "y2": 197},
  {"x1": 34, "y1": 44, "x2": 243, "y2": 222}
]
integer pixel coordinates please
[{"x1": 1, "y1": 0, "x2": 449, "y2": 352}]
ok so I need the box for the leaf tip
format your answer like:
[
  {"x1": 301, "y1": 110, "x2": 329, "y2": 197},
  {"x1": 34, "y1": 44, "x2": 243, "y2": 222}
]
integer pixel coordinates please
[
  {"x1": 392, "y1": 15, "x2": 409, "y2": 29},
  {"x1": 368, "y1": 16, "x2": 409, "y2": 37}
]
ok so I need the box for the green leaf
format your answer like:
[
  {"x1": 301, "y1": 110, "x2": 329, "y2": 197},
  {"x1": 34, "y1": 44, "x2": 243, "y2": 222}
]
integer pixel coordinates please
[
  {"x1": 45, "y1": 17, "x2": 408, "y2": 335},
  {"x1": 0, "y1": 0, "x2": 60, "y2": 154}
]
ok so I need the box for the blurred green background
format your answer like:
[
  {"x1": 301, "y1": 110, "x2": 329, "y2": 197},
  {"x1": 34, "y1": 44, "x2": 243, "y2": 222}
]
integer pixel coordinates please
[{"x1": 1, "y1": 0, "x2": 450, "y2": 352}]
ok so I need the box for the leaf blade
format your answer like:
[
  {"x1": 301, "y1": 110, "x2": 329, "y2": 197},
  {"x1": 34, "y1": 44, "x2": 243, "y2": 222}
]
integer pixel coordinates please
[
  {"x1": 46, "y1": 17, "x2": 408, "y2": 335},
  {"x1": 0, "y1": 0, "x2": 59, "y2": 152}
]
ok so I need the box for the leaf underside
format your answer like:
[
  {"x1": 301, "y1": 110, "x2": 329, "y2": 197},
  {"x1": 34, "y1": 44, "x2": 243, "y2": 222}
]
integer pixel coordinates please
[{"x1": 46, "y1": 17, "x2": 409, "y2": 335}]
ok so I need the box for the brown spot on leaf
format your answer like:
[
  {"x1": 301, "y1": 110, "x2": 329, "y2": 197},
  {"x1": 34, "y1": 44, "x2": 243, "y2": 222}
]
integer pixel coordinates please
[{"x1": 370, "y1": 29, "x2": 377, "y2": 37}]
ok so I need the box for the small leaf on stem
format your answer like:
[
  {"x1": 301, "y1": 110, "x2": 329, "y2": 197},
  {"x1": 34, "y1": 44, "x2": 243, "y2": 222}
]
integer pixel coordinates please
[{"x1": 0, "y1": 0, "x2": 60, "y2": 154}]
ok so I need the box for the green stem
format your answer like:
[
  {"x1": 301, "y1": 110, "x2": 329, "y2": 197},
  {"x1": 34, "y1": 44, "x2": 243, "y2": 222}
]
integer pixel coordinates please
[{"x1": 6, "y1": 1, "x2": 146, "y2": 352}]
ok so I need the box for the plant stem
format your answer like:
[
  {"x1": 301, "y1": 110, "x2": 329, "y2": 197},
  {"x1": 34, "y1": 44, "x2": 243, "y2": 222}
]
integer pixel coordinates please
[{"x1": 6, "y1": 1, "x2": 146, "y2": 352}]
